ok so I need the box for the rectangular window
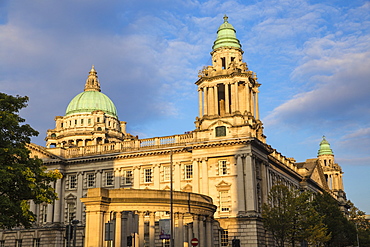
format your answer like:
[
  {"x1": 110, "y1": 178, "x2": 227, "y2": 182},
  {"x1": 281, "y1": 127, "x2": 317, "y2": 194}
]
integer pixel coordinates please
[
  {"x1": 33, "y1": 238, "x2": 40, "y2": 247},
  {"x1": 219, "y1": 160, "x2": 228, "y2": 175},
  {"x1": 184, "y1": 164, "x2": 193, "y2": 180},
  {"x1": 75, "y1": 119, "x2": 77, "y2": 125},
  {"x1": 87, "y1": 173, "x2": 95, "y2": 188},
  {"x1": 220, "y1": 191, "x2": 230, "y2": 212},
  {"x1": 144, "y1": 168, "x2": 152, "y2": 183},
  {"x1": 220, "y1": 229, "x2": 229, "y2": 246},
  {"x1": 88, "y1": 118, "x2": 91, "y2": 125},
  {"x1": 106, "y1": 171, "x2": 114, "y2": 186},
  {"x1": 162, "y1": 239, "x2": 170, "y2": 247},
  {"x1": 215, "y1": 126, "x2": 226, "y2": 137},
  {"x1": 0, "y1": 240, "x2": 4, "y2": 247},
  {"x1": 122, "y1": 170, "x2": 133, "y2": 185},
  {"x1": 69, "y1": 175, "x2": 77, "y2": 189},
  {"x1": 163, "y1": 166, "x2": 170, "y2": 181},
  {"x1": 42, "y1": 204, "x2": 47, "y2": 223},
  {"x1": 67, "y1": 203, "x2": 75, "y2": 222},
  {"x1": 81, "y1": 119, "x2": 84, "y2": 125}
]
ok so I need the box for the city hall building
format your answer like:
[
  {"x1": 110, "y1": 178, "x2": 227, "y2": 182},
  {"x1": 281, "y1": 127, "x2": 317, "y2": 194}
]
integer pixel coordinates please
[{"x1": 0, "y1": 16, "x2": 346, "y2": 247}]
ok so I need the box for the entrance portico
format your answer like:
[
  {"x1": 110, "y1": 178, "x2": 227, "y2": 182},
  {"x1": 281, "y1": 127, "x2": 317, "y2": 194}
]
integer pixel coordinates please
[{"x1": 81, "y1": 188, "x2": 217, "y2": 247}]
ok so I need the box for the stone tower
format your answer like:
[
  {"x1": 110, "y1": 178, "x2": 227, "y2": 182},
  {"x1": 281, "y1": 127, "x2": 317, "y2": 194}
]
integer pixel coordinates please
[
  {"x1": 195, "y1": 15, "x2": 265, "y2": 142},
  {"x1": 318, "y1": 136, "x2": 344, "y2": 192}
]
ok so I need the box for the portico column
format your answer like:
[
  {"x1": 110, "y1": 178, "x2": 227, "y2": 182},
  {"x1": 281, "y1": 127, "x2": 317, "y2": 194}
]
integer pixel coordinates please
[
  {"x1": 115, "y1": 212, "x2": 122, "y2": 247},
  {"x1": 206, "y1": 216, "x2": 212, "y2": 247},
  {"x1": 54, "y1": 178, "x2": 62, "y2": 222},
  {"x1": 193, "y1": 215, "x2": 199, "y2": 240},
  {"x1": 188, "y1": 222, "x2": 193, "y2": 247},
  {"x1": 138, "y1": 212, "x2": 145, "y2": 247},
  {"x1": 199, "y1": 216, "x2": 205, "y2": 247},
  {"x1": 103, "y1": 211, "x2": 111, "y2": 247},
  {"x1": 122, "y1": 212, "x2": 128, "y2": 247},
  {"x1": 178, "y1": 213, "x2": 184, "y2": 247},
  {"x1": 149, "y1": 212, "x2": 155, "y2": 247}
]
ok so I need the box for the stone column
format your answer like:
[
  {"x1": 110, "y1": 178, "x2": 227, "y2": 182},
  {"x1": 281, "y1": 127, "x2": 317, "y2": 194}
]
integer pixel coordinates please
[
  {"x1": 199, "y1": 216, "x2": 205, "y2": 247},
  {"x1": 206, "y1": 217, "x2": 212, "y2": 247},
  {"x1": 122, "y1": 212, "x2": 128, "y2": 247},
  {"x1": 214, "y1": 85, "x2": 218, "y2": 115},
  {"x1": 76, "y1": 172, "x2": 83, "y2": 221},
  {"x1": 54, "y1": 178, "x2": 62, "y2": 222},
  {"x1": 201, "y1": 159, "x2": 209, "y2": 195},
  {"x1": 149, "y1": 212, "x2": 155, "y2": 247},
  {"x1": 245, "y1": 82, "x2": 250, "y2": 113},
  {"x1": 188, "y1": 222, "x2": 193, "y2": 247},
  {"x1": 204, "y1": 87, "x2": 208, "y2": 116},
  {"x1": 225, "y1": 83, "x2": 230, "y2": 114},
  {"x1": 198, "y1": 88, "x2": 203, "y2": 118},
  {"x1": 209, "y1": 87, "x2": 214, "y2": 115},
  {"x1": 234, "y1": 81, "x2": 239, "y2": 112},
  {"x1": 138, "y1": 212, "x2": 145, "y2": 247},
  {"x1": 236, "y1": 155, "x2": 245, "y2": 214},
  {"x1": 193, "y1": 215, "x2": 199, "y2": 240},
  {"x1": 115, "y1": 212, "x2": 122, "y2": 247},
  {"x1": 178, "y1": 213, "x2": 184, "y2": 247}
]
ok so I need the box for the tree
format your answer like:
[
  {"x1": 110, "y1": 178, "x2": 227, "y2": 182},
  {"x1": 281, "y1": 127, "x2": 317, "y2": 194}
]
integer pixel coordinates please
[
  {"x1": 347, "y1": 201, "x2": 370, "y2": 247},
  {"x1": 0, "y1": 93, "x2": 61, "y2": 229},
  {"x1": 312, "y1": 192, "x2": 357, "y2": 247},
  {"x1": 262, "y1": 184, "x2": 330, "y2": 247}
]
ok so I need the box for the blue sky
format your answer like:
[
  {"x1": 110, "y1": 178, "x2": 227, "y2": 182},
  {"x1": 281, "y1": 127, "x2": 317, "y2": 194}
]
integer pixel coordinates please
[{"x1": 1, "y1": 0, "x2": 369, "y2": 213}]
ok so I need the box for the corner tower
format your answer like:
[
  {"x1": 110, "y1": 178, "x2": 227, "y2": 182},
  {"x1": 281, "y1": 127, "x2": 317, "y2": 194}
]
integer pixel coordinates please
[
  {"x1": 46, "y1": 66, "x2": 134, "y2": 148},
  {"x1": 318, "y1": 136, "x2": 344, "y2": 192},
  {"x1": 195, "y1": 16, "x2": 265, "y2": 142}
]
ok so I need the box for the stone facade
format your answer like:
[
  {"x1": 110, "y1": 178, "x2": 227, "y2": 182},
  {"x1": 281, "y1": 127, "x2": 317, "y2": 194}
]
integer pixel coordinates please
[{"x1": 0, "y1": 16, "x2": 347, "y2": 247}]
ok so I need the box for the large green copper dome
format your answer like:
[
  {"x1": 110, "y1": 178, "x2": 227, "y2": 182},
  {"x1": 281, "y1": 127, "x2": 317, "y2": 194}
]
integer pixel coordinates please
[
  {"x1": 318, "y1": 136, "x2": 334, "y2": 156},
  {"x1": 212, "y1": 15, "x2": 241, "y2": 50},
  {"x1": 65, "y1": 66, "x2": 118, "y2": 118},
  {"x1": 65, "y1": 91, "x2": 118, "y2": 117}
]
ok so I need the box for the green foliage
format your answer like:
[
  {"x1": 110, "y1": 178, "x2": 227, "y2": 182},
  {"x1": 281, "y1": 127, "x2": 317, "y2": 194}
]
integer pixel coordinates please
[
  {"x1": 312, "y1": 192, "x2": 356, "y2": 247},
  {"x1": 347, "y1": 201, "x2": 370, "y2": 247},
  {"x1": 262, "y1": 184, "x2": 330, "y2": 247},
  {"x1": 0, "y1": 93, "x2": 61, "y2": 229}
]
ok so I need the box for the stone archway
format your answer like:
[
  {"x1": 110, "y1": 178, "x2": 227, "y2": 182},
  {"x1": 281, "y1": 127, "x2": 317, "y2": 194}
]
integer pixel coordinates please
[{"x1": 81, "y1": 188, "x2": 217, "y2": 247}]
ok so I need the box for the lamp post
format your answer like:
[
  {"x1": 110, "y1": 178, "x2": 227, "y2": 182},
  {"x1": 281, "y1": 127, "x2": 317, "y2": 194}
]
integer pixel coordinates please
[{"x1": 170, "y1": 149, "x2": 174, "y2": 247}]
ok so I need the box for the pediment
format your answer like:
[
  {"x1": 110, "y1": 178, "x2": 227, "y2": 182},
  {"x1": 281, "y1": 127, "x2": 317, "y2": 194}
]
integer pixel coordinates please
[{"x1": 216, "y1": 180, "x2": 231, "y2": 189}]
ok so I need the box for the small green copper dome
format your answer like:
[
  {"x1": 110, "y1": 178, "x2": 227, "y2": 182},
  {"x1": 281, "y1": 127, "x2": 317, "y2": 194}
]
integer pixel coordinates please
[
  {"x1": 212, "y1": 15, "x2": 241, "y2": 50},
  {"x1": 65, "y1": 66, "x2": 118, "y2": 118},
  {"x1": 318, "y1": 136, "x2": 334, "y2": 156},
  {"x1": 65, "y1": 91, "x2": 118, "y2": 117}
]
